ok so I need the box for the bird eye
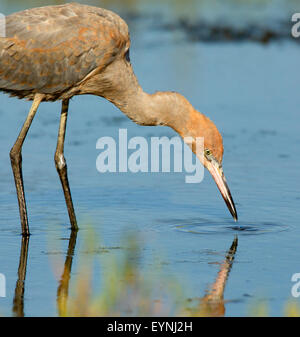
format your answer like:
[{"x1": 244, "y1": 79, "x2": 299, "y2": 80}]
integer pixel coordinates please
[
  {"x1": 205, "y1": 149, "x2": 212, "y2": 156},
  {"x1": 125, "y1": 49, "x2": 130, "y2": 62}
]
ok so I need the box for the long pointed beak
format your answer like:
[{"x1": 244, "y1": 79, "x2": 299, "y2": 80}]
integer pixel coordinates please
[{"x1": 206, "y1": 160, "x2": 238, "y2": 221}]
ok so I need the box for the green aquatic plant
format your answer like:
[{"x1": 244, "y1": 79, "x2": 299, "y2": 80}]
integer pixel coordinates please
[{"x1": 57, "y1": 230, "x2": 185, "y2": 316}]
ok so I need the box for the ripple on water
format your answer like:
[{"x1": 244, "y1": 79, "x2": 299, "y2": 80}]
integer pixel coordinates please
[{"x1": 172, "y1": 218, "x2": 288, "y2": 236}]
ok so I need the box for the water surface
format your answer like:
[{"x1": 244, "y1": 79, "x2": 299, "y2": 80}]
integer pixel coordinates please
[{"x1": 0, "y1": 0, "x2": 299, "y2": 316}]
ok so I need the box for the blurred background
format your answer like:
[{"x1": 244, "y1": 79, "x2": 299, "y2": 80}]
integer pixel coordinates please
[{"x1": 0, "y1": 0, "x2": 299, "y2": 316}]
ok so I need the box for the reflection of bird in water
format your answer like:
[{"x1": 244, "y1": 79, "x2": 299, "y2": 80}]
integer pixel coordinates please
[
  {"x1": 1, "y1": 3, "x2": 237, "y2": 236},
  {"x1": 12, "y1": 236, "x2": 29, "y2": 317},
  {"x1": 12, "y1": 231, "x2": 237, "y2": 316},
  {"x1": 57, "y1": 230, "x2": 78, "y2": 316},
  {"x1": 12, "y1": 228, "x2": 78, "y2": 316},
  {"x1": 198, "y1": 236, "x2": 238, "y2": 316}
]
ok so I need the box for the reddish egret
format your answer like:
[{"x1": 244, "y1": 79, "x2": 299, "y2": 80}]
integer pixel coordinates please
[{"x1": 0, "y1": 3, "x2": 237, "y2": 236}]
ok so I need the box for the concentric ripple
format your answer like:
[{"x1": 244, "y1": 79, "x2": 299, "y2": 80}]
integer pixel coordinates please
[{"x1": 172, "y1": 218, "x2": 288, "y2": 236}]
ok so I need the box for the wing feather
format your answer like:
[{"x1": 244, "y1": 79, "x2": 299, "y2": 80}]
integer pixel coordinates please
[{"x1": 0, "y1": 3, "x2": 129, "y2": 94}]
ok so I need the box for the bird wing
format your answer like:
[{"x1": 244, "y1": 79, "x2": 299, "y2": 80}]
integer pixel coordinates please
[{"x1": 0, "y1": 3, "x2": 129, "y2": 94}]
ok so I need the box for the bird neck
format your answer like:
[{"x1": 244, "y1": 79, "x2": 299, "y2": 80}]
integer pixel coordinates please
[
  {"x1": 79, "y1": 61, "x2": 199, "y2": 136},
  {"x1": 110, "y1": 88, "x2": 195, "y2": 136},
  {"x1": 110, "y1": 88, "x2": 223, "y2": 161}
]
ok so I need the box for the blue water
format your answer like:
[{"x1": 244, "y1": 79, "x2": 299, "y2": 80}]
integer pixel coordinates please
[{"x1": 0, "y1": 0, "x2": 299, "y2": 316}]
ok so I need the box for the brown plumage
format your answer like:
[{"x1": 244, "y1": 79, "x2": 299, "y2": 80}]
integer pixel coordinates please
[
  {"x1": 0, "y1": 3, "x2": 237, "y2": 236},
  {"x1": 0, "y1": 3, "x2": 129, "y2": 100}
]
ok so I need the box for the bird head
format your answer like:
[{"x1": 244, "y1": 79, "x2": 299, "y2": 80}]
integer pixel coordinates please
[{"x1": 181, "y1": 108, "x2": 238, "y2": 221}]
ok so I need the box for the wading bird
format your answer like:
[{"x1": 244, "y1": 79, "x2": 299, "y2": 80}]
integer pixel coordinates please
[{"x1": 0, "y1": 3, "x2": 237, "y2": 236}]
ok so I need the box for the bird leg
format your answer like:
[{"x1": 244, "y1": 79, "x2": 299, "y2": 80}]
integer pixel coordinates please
[
  {"x1": 10, "y1": 93, "x2": 44, "y2": 236},
  {"x1": 13, "y1": 235, "x2": 30, "y2": 316},
  {"x1": 57, "y1": 229, "x2": 78, "y2": 316},
  {"x1": 54, "y1": 99, "x2": 78, "y2": 231}
]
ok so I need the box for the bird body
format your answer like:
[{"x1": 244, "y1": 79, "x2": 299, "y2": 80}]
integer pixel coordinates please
[
  {"x1": 0, "y1": 3, "x2": 129, "y2": 101},
  {"x1": 0, "y1": 3, "x2": 237, "y2": 235}
]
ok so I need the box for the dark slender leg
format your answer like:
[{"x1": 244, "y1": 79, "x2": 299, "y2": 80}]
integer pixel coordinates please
[
  {"x1": 10, "y1": 93, "x2": 44, "y2": 236},
  {"x1": 54, "y1": 99, "x2": 78, "y2": 230},
  {"x1": 57, "y1": 229, "x2": 78, "y2": 316},
  {"x1": 13, "y1": 236, "x2": 30, "y2": 317}
]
